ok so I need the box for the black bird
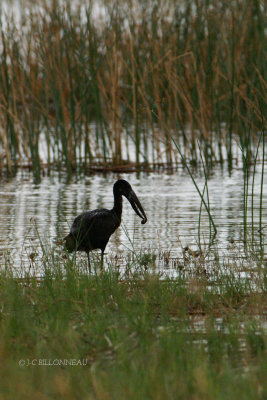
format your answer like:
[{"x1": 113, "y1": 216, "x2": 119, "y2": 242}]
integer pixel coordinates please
[{"x1": 64, "y1": 179, "x2": 147, "y2": 271}]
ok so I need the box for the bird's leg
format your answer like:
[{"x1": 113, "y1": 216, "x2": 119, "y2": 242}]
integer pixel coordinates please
[
  {"x1": 100, "y1": 250, "x2": 104, "y2": 269},
  {"x1": 86, "y1": 252, "x2": 91, "y2": 274}
]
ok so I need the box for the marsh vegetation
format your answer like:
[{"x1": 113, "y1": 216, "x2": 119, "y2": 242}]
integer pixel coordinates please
[
  {"x1": 0, "y1": 249, "x2": 266, "y2": 399},
  {"x1": 0, "y1": 0, "x2": 266, "y2": 175}
]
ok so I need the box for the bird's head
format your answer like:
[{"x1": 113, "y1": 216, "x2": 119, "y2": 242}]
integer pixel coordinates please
[{"x1": 113, "y1": 179, "x2": 147, "y2": 224}]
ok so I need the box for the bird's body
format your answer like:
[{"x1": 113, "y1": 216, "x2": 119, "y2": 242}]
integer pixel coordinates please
[
  {"x1": 64, "y1": 180, "x2": 147, "y2": 271},
  {"x1": 65, "y1": 208, "x2": 121, "y2": 254}
]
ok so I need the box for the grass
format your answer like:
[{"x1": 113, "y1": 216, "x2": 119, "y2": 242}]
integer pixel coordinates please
[
  {"x1": 0, "y1": 0, "x2": 266, "y2": 175},
  {"x1": 0, "y1": 246, "x2": 266, "y2": 399}
]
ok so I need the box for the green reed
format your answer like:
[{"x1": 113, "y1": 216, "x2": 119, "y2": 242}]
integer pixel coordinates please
[
  {"x1": 198, "y1": 141, "x2": 213, "y2": 245},
  {"x1": 259, "y1": 128, "x2": 265, "y2": 250},
  {"x1": 251, "y1": 130, "x2": 263, "y2": 245}
]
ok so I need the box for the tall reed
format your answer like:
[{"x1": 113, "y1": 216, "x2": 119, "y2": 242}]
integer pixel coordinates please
[{"x1": 0, "y1": 0, "x2": 266, "y2": 173}]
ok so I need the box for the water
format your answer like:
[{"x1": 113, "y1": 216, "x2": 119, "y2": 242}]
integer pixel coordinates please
[{"x1": 0, "y1": 161, "x2": 266, "y2": 275}]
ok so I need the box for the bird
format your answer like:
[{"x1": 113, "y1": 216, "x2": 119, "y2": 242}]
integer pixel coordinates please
[{"x1": 63, "y1": 179, "x2": 147, "y2": 272}]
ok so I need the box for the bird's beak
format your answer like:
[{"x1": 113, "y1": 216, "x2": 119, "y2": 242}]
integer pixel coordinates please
[{"x1": 127, "y1": 190, "x2": 147, "y2": 224}]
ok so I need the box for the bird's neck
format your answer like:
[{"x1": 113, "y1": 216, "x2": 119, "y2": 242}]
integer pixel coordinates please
[{"x1": 112, "y1": 194, "x2": 123, "y2": 219}]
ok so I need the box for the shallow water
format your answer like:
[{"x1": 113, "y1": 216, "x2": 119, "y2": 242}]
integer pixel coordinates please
[{"x1": 0, "y1": 160, "x2": 266, "y2": 274}]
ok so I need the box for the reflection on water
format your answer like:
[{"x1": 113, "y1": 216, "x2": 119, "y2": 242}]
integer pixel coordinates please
[{"x1": 0, "y1": 164, "x2": 266, "y2": 273}]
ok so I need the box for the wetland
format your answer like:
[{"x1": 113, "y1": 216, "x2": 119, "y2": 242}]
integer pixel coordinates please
[{"x1": 0, "y1": 1, "x2": 266, "y2": 398}]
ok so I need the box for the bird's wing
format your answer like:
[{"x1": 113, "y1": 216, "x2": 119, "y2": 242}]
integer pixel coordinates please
[{"x1": 70, "y1": 209, "x2": 119, "y2": 237}]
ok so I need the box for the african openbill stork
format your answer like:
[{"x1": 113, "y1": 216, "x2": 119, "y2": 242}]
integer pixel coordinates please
[{"x1": 64, "y1": 179, "x2": 147, "y2": 271}]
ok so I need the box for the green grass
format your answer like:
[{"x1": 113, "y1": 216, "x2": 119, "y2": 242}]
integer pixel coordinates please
[{"x1": 0, "y1": 248, "x2": 266, "y2": 399}]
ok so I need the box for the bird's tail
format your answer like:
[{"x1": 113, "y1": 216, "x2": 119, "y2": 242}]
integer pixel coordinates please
[{"x1": 63, "y1": 233, "x2": 76, "y2": 252}]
